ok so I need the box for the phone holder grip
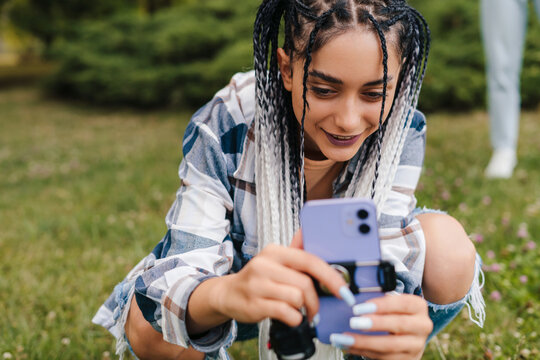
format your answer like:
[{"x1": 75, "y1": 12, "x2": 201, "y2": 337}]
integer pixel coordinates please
[
  {"x1": 314, "y1": 260, "x2": 397, "y2": 296},
  {"x1": 377, "y1": 260, "x2": 397, "y2": 292}
]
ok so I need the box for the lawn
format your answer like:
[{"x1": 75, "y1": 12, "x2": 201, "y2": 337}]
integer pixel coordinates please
[{"x1": 0, "y1": 85, "x2": 538, "y2": 359}]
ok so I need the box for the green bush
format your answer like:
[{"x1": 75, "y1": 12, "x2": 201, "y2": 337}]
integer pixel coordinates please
[
  {"x1": 47, "y1": 0, "x2": 256, "y2": 108},
  {"x1": 6, "y1": 0, "x2": 135, "y2": 52},
  {"x1": 47, "y1": 0, "x2": 540, "y2": 111}
]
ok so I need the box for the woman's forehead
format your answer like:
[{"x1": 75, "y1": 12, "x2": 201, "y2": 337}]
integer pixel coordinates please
[
  {"x1": 293, "y1": 22, "x2": 402, "y2": 59},
  {"x1": 298, "y1": 28, "x2": 401, "y2": 80}
]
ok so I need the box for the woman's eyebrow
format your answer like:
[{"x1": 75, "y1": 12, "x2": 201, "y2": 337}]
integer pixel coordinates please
[
  {"x1": 308, "y1": 70, "x2": 343, "y2": 84},
  {"x1": 308, "y1": 70, "x2": 395, "y2": 87},
  {"x1": 363, "y1": 76, "x2": 394, "y2": 87}
]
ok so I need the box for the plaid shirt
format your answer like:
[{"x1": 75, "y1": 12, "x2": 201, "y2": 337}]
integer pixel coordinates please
[{"x1": 93, "y1": 71, "x2": 427, "y2": 359}]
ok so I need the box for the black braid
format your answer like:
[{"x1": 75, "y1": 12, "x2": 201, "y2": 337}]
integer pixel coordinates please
[
  {"x1": 254, "y1": 0, "x2": 305, "y2": 215},
  {"x1": 295, "y1": 0, "x2": 318, "y2": 20},
  {"x1": 409, "y1": 7, "x2": 431, "y2": 98},
  {"x1": 298, "y1": 6, "x2": 341, "y2": 202},
  {"x1": 364, "y1": 12, "x2": 389, "y2": 199}
]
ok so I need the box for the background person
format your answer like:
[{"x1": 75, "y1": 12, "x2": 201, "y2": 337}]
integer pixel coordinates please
[{"x1": 482, "y1": 0, "x2": 540, "y2": 178}]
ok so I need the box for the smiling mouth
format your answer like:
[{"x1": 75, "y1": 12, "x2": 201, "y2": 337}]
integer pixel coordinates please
[
  {"x1": 324, "y1": 130, "x2": 362, "y2": 146},
  {"x1": 329, "y1": 134, "x2": 356, "y2": 140}
]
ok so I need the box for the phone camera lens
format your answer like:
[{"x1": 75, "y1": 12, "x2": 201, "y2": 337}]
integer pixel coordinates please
[
  {"x1": 357, "y1": 209, "x2": 368, "y2": 219},
  {"x1": 359, "y1": 224, "x2": 370, "y2": 234}
]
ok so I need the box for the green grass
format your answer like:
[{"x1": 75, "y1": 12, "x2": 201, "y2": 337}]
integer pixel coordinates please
[{"x1": 0, "y1": 86, "x2": 538, "y2": 359}]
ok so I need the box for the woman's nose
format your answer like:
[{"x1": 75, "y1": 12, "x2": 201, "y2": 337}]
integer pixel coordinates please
[{"x1": 334, "y1": 97, "x2": 363, "y2": 131}]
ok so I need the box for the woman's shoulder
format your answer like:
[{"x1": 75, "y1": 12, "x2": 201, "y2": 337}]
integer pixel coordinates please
[
  {"x1": 182, "y1": 72, "x2": 256, "y2": 174},
  {"x1": 190, "y1": 71, "x2": 256, "y2": 130},
  {"x1": 215, "y1": 70, "x2": 257, "y2": 125}
]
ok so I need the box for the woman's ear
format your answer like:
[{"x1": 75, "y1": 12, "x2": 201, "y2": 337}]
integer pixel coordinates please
[{"x1": 277, "y1": 48, "x2": 293, "y2": 91}]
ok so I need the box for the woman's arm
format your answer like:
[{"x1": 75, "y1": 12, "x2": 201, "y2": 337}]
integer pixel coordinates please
[
  {"x1": 186, "y1": 242, "x2": 351, "y2": 334},
  {"x1": 126, "y1": 235, "x2": 351, "y2": 360},
  {"x1": 125, "y1": 296, "x2": 204, "y2": 360}
]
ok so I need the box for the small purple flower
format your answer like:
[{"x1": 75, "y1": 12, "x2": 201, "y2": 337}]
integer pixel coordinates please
[
  {"x1": 474, "y1": 233, "x2": 484, "y2": 243},
  {"x1": 517, "y1": 226, "x2": 529, "y2": 239},
  {"x1": 525, "y1": 241, "x2": 536, "y2": 250},
  {"x1": 441, "y1": 190, "x2": 450, "y2": 201},
  {"x1": 519, "y1": 275, "x2": 528, "y2": 284},
  {"x1": 489, "y1": 291, "x2": 502, "y2": 301},
  {"x1": 482, "y1": 196, "x2": 492, "y2": 205},
  {"x1": 490, "y1": 263, "x2": 502, "y2": 273},
  {"x1": 509, "y1": 261, "x2": 517, "y2": 270},
  {"x1": 486, "y1": 250, "x2": 495, "y2": 259},
  {"x1": 459, "y1": 203, "x2": 468, "y2": 212},
  {"x1": 501, "y1": 214, "x2": 510, "y2": 226}
]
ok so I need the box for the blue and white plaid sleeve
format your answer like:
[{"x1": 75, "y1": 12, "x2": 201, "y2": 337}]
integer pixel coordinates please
[
  {"x1": 135, "y1": 96, "x2": 242, "y2": 353},
  {"x1": 93, "y1": 87, "x2": 251, "y2": 358},
  {"x1": 378, "y1": 111, "x2": 427, "y2": 294}
]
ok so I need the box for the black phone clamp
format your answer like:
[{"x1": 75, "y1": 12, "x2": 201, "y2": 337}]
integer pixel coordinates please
[{"x1": 268, "y1": 316, "x2": 317, "y2": 360}]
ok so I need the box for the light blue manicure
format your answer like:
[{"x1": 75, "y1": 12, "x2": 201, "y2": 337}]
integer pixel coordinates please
[
  {"x1": 350, "y1": 316, "x2": 373, "y2": 330},
  {"x1": 352, "y1": 302, "x2": 377, "y2": 315},
  {"x1": 312, "y1": 313, "x2": 320, "y2": 326},
  {"x1": 339, "y1": 286, "x2": 356, "y2": 307},
  {"x1": 330, "y1": 333, "x2": 355, "y2": 348}
]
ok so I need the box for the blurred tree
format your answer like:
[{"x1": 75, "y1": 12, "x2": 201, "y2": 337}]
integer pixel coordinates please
[
  {"x1": 5, "y1": 0, "x2": 134, "y2": 53},
  {"x1": 141, "y1": 0, "x2": 172, "y2": 14},
  {"x1": 43, "y1": 0, "x2": 540, "y2": 111}
]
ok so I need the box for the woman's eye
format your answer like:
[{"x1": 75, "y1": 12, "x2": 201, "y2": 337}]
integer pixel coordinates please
[
  {"x1": 310, "y1": 87, "x2": 335, "y2": 97},
  {"x1": 364, "y1": 92, "x2": 385, "y2": 100}
]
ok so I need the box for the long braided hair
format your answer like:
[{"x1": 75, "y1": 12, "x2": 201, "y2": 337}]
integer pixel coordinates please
[
  {"x1": 254, "y1": 0, "x2": 429, "y2": 250},
  {"x1": 253, "y1": 3, "x2": 430, "y2": 357}
]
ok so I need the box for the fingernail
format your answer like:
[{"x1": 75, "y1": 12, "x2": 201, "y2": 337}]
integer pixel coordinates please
[
  {"x1": 312, "y1": 313, "x2": 320, "y2": 326},
  {"x1": 339, "y1": 286, "x2": 356, "y2": 307},
  {"x1": 349, "y1": 316, "x2": 373, "y2": 330},
  {"x1": 352, "y1": 302, "x2": 377, "y2": 315},
  {"x1": 330, "y1": 333, "x2": 355, "y2": 348}
]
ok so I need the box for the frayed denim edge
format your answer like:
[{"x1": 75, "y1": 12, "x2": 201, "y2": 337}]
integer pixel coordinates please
[
  {"x1": 427, "y1": 253, "x2": 486, "y2": 328},
  {"x1": 115, "y1": 287, "x2": 136, "y2": 360},
  {"x1": 412, "y1": 206, "x2": 447, "y2": 216},
  {"x1": 464, "y1": 253, "x2": 486, "y2": 327}
]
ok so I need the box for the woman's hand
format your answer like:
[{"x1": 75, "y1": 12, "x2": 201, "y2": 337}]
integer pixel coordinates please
[
  {"x1": 330, "y1": 294, "x2": 432, "y2": 360},
  {"x1": 213, "y1": 242, "x2": 352, "y2": 326},
  {"x1": 186, "y1": 230, "x2": 354, "y2": 335}
]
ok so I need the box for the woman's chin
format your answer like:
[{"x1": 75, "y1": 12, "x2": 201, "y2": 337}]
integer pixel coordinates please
[{"x1": 321, "y1": 149, "x2": 359, "y2": 163}]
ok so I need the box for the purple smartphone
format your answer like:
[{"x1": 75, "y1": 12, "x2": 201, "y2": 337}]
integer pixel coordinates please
[{"x1": 301, "y1": 198, "x2": 394, "y2": 344}]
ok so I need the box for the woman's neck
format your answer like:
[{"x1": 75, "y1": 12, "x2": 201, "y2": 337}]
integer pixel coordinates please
[{"x1": 304, "y1": 158, "x2": 345, "y2": 201}]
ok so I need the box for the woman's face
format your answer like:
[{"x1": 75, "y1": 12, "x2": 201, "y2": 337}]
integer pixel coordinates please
[{"x1": 278, "y1": 28, "x2": 402, "y2": 162}]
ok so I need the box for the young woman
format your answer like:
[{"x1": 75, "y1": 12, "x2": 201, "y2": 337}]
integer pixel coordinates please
[{"x1": 93, "y1": 1, "x2": 485, "y2": 359}]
